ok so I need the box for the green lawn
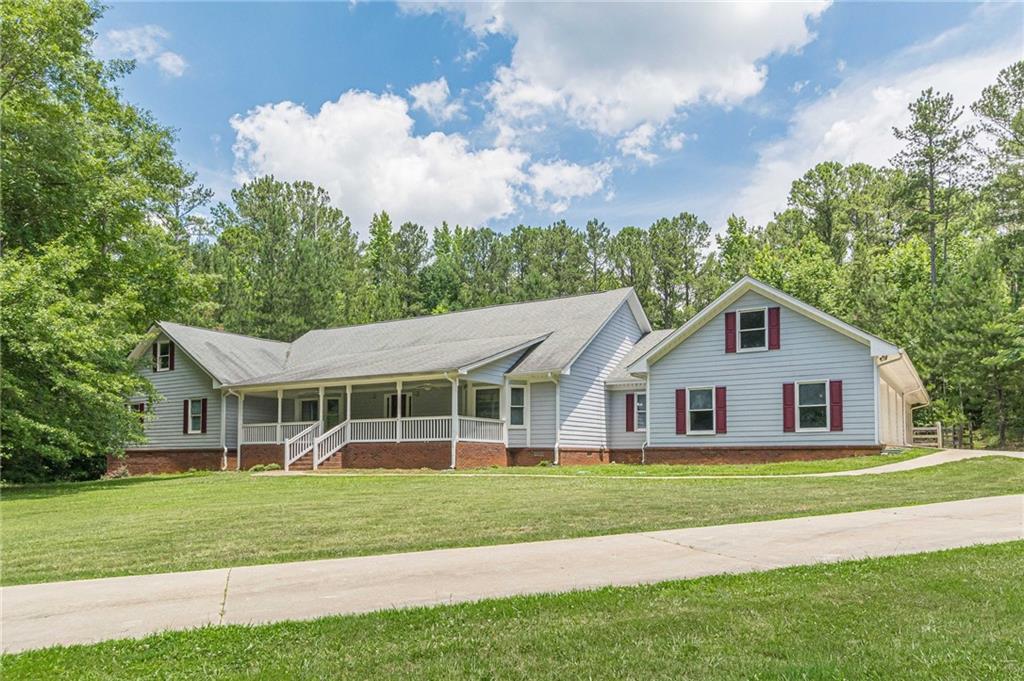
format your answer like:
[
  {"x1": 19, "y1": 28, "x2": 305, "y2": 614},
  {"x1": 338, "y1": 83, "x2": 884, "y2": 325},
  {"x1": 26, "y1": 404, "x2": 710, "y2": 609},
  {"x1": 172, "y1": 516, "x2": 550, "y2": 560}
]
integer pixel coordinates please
[
  {"x1": 5, "y1": 541, "x2": 1021, "y2": 680},
  {"x1": 2, "y1": 456, "x2": 1020, "y2": 586},
  {"x1": 447, "y1": 447, "x2": 939, "y2": 476}
]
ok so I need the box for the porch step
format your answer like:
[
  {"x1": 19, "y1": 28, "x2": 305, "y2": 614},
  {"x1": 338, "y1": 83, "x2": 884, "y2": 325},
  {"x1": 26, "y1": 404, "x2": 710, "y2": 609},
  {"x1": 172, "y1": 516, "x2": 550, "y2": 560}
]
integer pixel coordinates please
[{"x1": 286, "y1": 449, "x2": 345, "y2": 471}]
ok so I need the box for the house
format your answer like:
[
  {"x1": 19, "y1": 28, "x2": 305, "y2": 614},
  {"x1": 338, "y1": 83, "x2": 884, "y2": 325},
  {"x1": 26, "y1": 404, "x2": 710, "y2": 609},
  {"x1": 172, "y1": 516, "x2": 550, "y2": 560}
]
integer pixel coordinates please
[{"x1": 116, "y1": 277, "x2": 928, "y2": 474}]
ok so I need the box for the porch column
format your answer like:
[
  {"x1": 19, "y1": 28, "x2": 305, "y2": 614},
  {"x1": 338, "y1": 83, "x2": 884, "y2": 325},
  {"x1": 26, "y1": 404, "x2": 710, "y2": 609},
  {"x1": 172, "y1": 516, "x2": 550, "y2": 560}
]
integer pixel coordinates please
[
  {"x1": 318, "y1": 385, "x2": 325, "y2": 430},
  {"x1": 553, "y1": 376, "x2": 561, "y2": 466},
  {"x1": 345, "y1": 384, "x2": 352, "y2": 422},
  {"x1": 502, "y1": 378, "x2": 510, "y2": 447},
  {"x1": 449, "y1": 376, "x2": 459, "y2": 469},
  {"x1": 396, "y1": 380, "x2": 403, "y2": 442},
  {"x1": 220, "y1": 393, "x2": 227, "y2": 470},
  {"x1": 237, "y1": 392, "x2": 245, "y2": 471},
  {"x1": 276, "y1": 389, "x2": 283, "y2": 442}
]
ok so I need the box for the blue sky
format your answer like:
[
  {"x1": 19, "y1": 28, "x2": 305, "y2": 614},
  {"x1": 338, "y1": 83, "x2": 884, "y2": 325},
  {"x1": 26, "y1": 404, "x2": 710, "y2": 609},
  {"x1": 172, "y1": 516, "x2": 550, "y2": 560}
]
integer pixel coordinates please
[{"x1": 95, "y1": 1, "x2": 1023, "y2": 238}]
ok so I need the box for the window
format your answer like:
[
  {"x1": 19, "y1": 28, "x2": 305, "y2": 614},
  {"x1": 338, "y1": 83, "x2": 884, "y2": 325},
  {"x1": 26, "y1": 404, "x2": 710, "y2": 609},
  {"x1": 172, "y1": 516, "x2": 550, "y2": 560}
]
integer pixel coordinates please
[
  {"x1": 737, "y1": 308, "x2": 767, "y2": 351},
  {"x1": 509, "y1": 386, "x2": 526, "y2": 427},
  {"x1": 155, "y1": 340, "x2": 172, "y2": 371},
  {"x1": 386, "y1": 394, "x2": 412, "y2": 418},
  {"x1": 634, "y1": 393, "x2": 647, "y2": 431},
  {"x1": 131, "y1": 402, "x2": 146, "y2": 424},
  {"x1": 300, "y1": 399, "x2": 319, "y2": 422},
  {"x1": 474, "y1": 388, "x2": 500, "y2": 419},
  {"x1": 187, "y1": 399, "x2": 203, "y2": 434},
  {"x1": 688, "y1": 388, "x2": 715, "y2": 434},
  {"x1": 797, "y1": 381, "x2": 828, "y2": 431}
]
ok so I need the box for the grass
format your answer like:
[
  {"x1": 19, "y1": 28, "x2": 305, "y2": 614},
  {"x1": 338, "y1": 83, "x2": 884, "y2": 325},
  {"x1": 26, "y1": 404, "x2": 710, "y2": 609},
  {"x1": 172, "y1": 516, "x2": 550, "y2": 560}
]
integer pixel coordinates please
[
  {"x1": 2, "y1": 455, "x2": 1021, "y2": 586},
  {"x1": 5, "y1": 541, "x2": 1021, "y2": 679}
]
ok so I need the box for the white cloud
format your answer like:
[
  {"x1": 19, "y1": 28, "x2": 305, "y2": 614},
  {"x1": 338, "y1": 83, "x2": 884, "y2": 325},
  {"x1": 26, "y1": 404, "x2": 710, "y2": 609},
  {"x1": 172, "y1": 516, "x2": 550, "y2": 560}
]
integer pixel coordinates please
[
  {"x1": 526, "y1": 160, "x2": 612, "y2": 213},
  {"x1": 617, "y1": 123, "x2": 658, "y2": 164},
  {"x1": 97, "y1": 25, "x2": 187, "y2": 78},
  {"x1": 663, "y1": 132, "x2": 689, "y2": 152},
  {"x1": 735, "y1": 31, "x2": 1021, "y2": 227},
  {"x1": 230, "y1": 90, "x2": 609, "y2": 232},
  {"x1": 408, "y1": 77, "x2": 464, "y2": 122},
  {"x1": 836, "y1": 58, "x2": 847, "y2": 72},
  {"x1": 419, "y1": 2, "x2": 829, "y2": 139}
]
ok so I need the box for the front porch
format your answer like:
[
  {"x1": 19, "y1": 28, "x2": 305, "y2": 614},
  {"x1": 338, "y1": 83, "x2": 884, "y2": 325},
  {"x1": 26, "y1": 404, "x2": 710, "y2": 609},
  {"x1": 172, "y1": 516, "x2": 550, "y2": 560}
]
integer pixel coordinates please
[{"x1": 236, "y1": 378, "x2": 507, "y2": 470}]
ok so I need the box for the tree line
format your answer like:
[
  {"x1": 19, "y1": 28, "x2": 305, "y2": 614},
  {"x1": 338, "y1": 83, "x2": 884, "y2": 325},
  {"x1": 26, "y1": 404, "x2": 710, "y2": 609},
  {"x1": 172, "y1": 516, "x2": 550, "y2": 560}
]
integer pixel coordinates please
[{"x1": 2, "y1": 1, "x2": 1021, "y2": 480}]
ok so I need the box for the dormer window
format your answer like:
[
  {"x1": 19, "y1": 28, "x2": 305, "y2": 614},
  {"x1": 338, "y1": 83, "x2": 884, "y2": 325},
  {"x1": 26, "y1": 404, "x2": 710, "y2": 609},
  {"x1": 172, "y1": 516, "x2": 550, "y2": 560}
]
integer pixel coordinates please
[
  {"x1": 737, "y1": 308, "x2": 767, "y2": 351},
  {"x1": 155, "y1": 340, "x2": 172, "y2": 371}
]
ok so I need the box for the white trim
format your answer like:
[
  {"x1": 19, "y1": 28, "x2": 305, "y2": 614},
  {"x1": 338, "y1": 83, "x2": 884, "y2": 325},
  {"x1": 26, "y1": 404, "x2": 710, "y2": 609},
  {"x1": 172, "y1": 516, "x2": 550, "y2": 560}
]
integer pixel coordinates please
[
  {"x1": 795, "y1": 379, "x2": 830, "y2": 433},
  {"x1": 633, "y1": 391, "x2": 648, "y2": 433},
  {"x1": 685, "y1": 386, "x2": 716, "y2": 436},
  {"x1": 155, "y1": 340, "x2": 172, "y2": 372},
  {"x1": 553, "y1": 375, "x2": 561, "y2": 465},
  {"x1": 735, "y1": 306, "x2": 768, "y2": 353},
  {"x1": 872, "y1": 361, "x2": 880, "y2": 446},
  {"x1": 628, "y1": 277, "x2": 902, "y2": 374},
  {"x1": 185, "y1": 398, "x2": 203, "y2": 434},
  {"x1": 645, "y1": 374, "x2": 653, "y2": 449},
  {"x1": 508, "y1": 384, "x2": 528, "y2": 431}
]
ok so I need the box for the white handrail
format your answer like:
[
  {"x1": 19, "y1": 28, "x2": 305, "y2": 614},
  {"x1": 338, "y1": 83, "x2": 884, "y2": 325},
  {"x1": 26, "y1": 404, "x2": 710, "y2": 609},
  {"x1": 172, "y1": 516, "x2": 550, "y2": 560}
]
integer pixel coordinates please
[
  {"x1": 284, "y1": 421, "x2": 321, "y2": 470},
  {"x1": 313, "y1": 420, "x2": 349, "y2": 469},
  {"x1": 458, "y1": 416, "x2": 505, "y2": 443}
]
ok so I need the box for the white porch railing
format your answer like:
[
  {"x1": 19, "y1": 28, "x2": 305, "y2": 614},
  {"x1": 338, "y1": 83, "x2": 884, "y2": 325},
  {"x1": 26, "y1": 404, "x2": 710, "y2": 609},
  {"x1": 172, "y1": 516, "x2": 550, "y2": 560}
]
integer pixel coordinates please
[
  {"x1": 458, "y1": 416, "x2": 505, "y2": 443},
  {"x1": 284, "y1": 422, "x2": 321, "y2": 470},
  {"x1": 242, "y1": 421, "x2": 317, "y2": 444},
  {"x1": 313, "y1": 421, "x2": 349, "y2": 469},
  {"x1": 400, "y1": 416, "x2": 452, "y2": 441},
  {"x1": 349, "y1": 418, "x2": 398, "y2": 442}
]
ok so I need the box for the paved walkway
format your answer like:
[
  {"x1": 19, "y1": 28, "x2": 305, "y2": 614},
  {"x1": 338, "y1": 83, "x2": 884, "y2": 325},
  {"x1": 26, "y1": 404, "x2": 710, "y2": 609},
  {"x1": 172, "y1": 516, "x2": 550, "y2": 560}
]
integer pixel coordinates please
[
  {"x1": 266, "y1": 448, "x2": 1023, "y2": 479},
  {"x1": 3, "y1": 494, "x2": 1021, "y2": 653}
]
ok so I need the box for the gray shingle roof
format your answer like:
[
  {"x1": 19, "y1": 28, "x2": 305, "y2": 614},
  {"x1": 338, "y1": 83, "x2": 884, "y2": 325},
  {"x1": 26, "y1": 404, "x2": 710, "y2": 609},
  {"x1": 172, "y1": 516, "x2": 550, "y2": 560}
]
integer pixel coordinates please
[
  {"x1": 157, "y1": 322, "x2": 290, "y2": 385},
  {"x1": 159, "y1": 288, "x2": 647, "y2": 388},
  {"x1": 605, "y1": 329, "x2": 674, "y2": 384}
]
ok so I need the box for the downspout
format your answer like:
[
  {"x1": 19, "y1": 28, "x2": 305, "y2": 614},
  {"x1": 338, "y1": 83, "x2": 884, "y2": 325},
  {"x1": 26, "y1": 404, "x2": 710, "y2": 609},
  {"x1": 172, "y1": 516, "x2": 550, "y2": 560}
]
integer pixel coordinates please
[
  {"x1": 219, "y1": 391, "x2": 228, "y2": 471},
  {"x1": 550, "y1": 372, "x2": 560, "y2": 466},
  {"x1": 641, "y1": 375, "x2": 650, "y2": 465}
]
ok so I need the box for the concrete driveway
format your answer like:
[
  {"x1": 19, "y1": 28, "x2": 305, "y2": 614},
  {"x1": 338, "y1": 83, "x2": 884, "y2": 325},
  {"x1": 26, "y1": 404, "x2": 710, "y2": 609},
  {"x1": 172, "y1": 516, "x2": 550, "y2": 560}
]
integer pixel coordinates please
[{"x1": 3, "y1": 494, "x2": 1021, "y2": 653}]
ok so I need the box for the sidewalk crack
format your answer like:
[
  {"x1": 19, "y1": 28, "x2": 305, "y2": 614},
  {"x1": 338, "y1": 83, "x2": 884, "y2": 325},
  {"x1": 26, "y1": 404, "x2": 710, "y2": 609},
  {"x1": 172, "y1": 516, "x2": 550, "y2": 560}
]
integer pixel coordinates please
[
  {"x1": 218, "y1": 568, "x2": 232, "y2": 625},
  {"x1": 641, "y1": 533, "x2": 771, "y2": 569}
]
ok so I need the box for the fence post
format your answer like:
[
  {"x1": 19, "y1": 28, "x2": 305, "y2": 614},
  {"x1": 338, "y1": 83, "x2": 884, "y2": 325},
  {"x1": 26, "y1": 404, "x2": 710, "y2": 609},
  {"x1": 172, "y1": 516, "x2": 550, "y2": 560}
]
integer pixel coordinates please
[{"x1": 935, "y1": 421, "x2": 943, "y2": 448}]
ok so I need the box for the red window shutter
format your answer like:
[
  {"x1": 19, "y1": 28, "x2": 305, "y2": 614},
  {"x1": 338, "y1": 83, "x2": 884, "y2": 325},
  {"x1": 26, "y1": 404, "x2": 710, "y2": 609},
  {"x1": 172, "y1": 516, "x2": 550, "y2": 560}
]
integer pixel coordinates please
[
  {"x1": 169, "y1": 342, "x2": 175, "y2": 370},
  {"x1": 768, "y1": 307, "x2": 781, "y2": 350},
  {"x1": 625, "y1": 393, "x2": 635, "y2": 432},
  {"x1": 183, "y1": 400, "x2": 190, "y2": 434},
  {"x1": 152, "y1": 343, "x2": 158, "y2": 372},
  {"x1": 675, "y1": 389, "x2": 686, "y2": 434},
  {"x1": 782, "y1": 383, "x2": 795, "y2": 432},
  {"x1": 724, "y1": 312, "x2": 737, "y2": 353},
  {"x1": 829, "y1": 380, "x2": 843, "y2": 431},
  {"x1": 715, "y1": 386, "x2": 727, "y2": 434},
  {"x1": 201, "y1": 398, "x2": 208, "y2": 433}
]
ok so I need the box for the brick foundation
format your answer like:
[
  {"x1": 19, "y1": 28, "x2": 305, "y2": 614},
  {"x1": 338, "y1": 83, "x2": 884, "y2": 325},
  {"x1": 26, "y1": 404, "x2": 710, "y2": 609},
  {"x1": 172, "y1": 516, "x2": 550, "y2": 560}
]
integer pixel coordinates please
[
  {"x1": 456, "y1": 441, "x2": 508, "y2": 468},
  {"x1": 507, "y1": 448, "x2": 555, "y2": 466},
  {"x1": 609, "y1": 445, "x2": 883, "y2": 465},
  {"x1": 108, "y1": 449, "x2": 230, "y2": 476},
  {"x1": 238, "y1": 443, "x2": 285, "y2": 470},
  {"x1": 339, "y1": 441, "x2": 453, "y2": 469}
]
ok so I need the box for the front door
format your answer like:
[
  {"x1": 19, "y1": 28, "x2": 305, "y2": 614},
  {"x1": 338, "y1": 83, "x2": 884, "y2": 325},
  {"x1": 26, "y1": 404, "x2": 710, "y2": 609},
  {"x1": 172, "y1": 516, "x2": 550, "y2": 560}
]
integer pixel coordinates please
[{"x1": 325, "y1": 397, "x2": 342, "y2": 429}]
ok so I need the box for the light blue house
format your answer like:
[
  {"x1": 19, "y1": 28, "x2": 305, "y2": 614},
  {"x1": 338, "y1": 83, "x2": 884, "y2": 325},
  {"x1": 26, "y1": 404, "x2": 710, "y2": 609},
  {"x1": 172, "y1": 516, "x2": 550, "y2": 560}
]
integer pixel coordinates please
[{"x1": 120, "y1": 277, "x2": 927, "y2": 473}]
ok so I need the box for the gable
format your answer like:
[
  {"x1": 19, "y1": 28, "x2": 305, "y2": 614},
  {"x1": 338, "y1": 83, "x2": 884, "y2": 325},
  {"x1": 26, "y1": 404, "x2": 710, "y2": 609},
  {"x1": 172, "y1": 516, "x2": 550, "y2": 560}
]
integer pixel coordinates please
[{"x1": 629, "y1": 277, "x2": 900, "y2": 374}]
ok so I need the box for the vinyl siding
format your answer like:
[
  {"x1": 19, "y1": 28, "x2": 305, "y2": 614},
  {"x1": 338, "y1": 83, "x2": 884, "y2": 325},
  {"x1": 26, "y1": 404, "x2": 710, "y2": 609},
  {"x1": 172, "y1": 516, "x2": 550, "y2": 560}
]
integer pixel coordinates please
[
  {"x1": 224, "y1": 395, "x2": 278, "y2": 449},
  {"x1": 559, "y1": 303, "x2": 644, "y2": 448},
  {"x1": 466, "y1": 350, "x2": 526, "y2": 385},
  {"x1": 134, "y1": 334, "x2": 221, "y2": 449},
  {"x1": 649, "y1": 291, "x2": 877, "y2": 446},
  {"x1": 606, "y1": 388, "x2": 647, "y2": 449},
  {"x1": 529, "y1": 381, "x2": 556, "y2": 446}
]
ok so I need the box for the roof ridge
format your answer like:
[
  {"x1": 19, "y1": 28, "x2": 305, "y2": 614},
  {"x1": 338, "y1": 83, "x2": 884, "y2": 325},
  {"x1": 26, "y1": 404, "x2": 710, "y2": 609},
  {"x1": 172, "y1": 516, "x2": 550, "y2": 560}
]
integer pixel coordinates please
[
  {"x1": 158, "y1": 321, "x2": 290, "y2": 346},
  {"x1": 295, "y1": 287, "x2": 634, "y2": 337}
]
